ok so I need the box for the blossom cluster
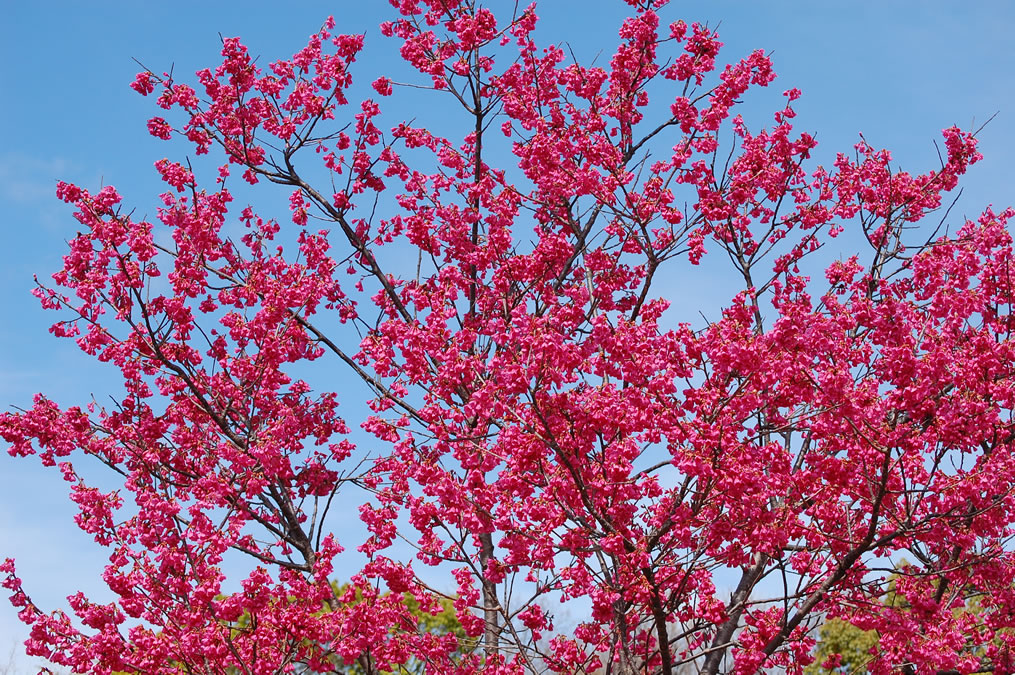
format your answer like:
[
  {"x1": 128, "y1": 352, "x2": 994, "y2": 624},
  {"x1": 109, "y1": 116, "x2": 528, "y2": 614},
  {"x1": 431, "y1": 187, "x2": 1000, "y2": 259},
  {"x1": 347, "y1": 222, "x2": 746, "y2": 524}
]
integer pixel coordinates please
[{"x1": 2, "y1": 1, "x2": 1013, "y2": 673}]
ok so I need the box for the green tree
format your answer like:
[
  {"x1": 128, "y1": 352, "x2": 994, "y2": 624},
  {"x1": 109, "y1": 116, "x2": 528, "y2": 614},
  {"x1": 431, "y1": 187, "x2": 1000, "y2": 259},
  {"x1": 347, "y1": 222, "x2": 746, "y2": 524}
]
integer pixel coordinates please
[
  {"x1": 806, "y1": 566, "x2": 909, "y2": 674},
  {"x1": 806, "y1": 618, "x2": 879, "y2": 675},
  {"x1": 337, "y1": 592, "x2": 474, "y2": 675},
  {"x1": 109, "y1": 584, "x2": 471, "y2": 675},
  {"x1": 806, "y1": 563, "x2": 1008, "y2": 674}
]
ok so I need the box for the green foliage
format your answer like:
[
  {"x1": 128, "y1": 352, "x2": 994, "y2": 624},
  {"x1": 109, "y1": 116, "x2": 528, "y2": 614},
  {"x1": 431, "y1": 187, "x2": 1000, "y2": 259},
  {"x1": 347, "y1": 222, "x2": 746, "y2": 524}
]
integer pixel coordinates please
[
  {"x1": 806, "y1": 564, "x2": 908, "y2": 674},
  {"x1": 805, "y1": 618, "x2": 879, "y2": 675},
  {"x1": 402, "y1": 592, "x2": 472, "y2": 650},
  {"x1": 307, "y1": 584, "x2": 474, "y2": 674},
  {"x1": 806, "y1": 562, "x2": 1003, "y2": 673},
  {"x1": 107, "y1": 584, "x2": 470, "y2": 674},
  {"x1": 338, "y1": 592, "x2": 474, "y2": 675}
]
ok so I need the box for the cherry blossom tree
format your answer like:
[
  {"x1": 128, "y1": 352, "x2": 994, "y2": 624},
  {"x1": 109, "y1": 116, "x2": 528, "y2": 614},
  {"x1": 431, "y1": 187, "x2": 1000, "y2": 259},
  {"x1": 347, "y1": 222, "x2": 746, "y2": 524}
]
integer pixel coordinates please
[{"x1": 3, "y1": 1, "x2": 1015, "y2": 673}]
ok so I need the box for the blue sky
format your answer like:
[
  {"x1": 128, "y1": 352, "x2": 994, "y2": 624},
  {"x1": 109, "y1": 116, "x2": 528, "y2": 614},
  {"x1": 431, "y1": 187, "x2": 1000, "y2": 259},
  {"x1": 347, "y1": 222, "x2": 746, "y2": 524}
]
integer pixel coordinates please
[{"x1": 1, "y1": 1, "x2": 1014, "y2": 670}]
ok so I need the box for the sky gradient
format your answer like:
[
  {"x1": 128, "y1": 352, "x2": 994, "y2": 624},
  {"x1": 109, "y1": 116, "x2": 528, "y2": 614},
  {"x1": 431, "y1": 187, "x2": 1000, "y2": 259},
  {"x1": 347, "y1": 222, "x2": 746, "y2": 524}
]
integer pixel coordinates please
[{"x1": 1, "y1": 2, "x2": 1013, "y2": 670}]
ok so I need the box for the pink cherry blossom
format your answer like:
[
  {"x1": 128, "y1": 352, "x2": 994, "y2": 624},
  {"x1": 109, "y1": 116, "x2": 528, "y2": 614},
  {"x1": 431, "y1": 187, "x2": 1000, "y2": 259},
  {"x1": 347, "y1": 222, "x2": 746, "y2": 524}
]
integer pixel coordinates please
[{"x1": 3, "y1": 2, "x2": 1014, "y2": 674}]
